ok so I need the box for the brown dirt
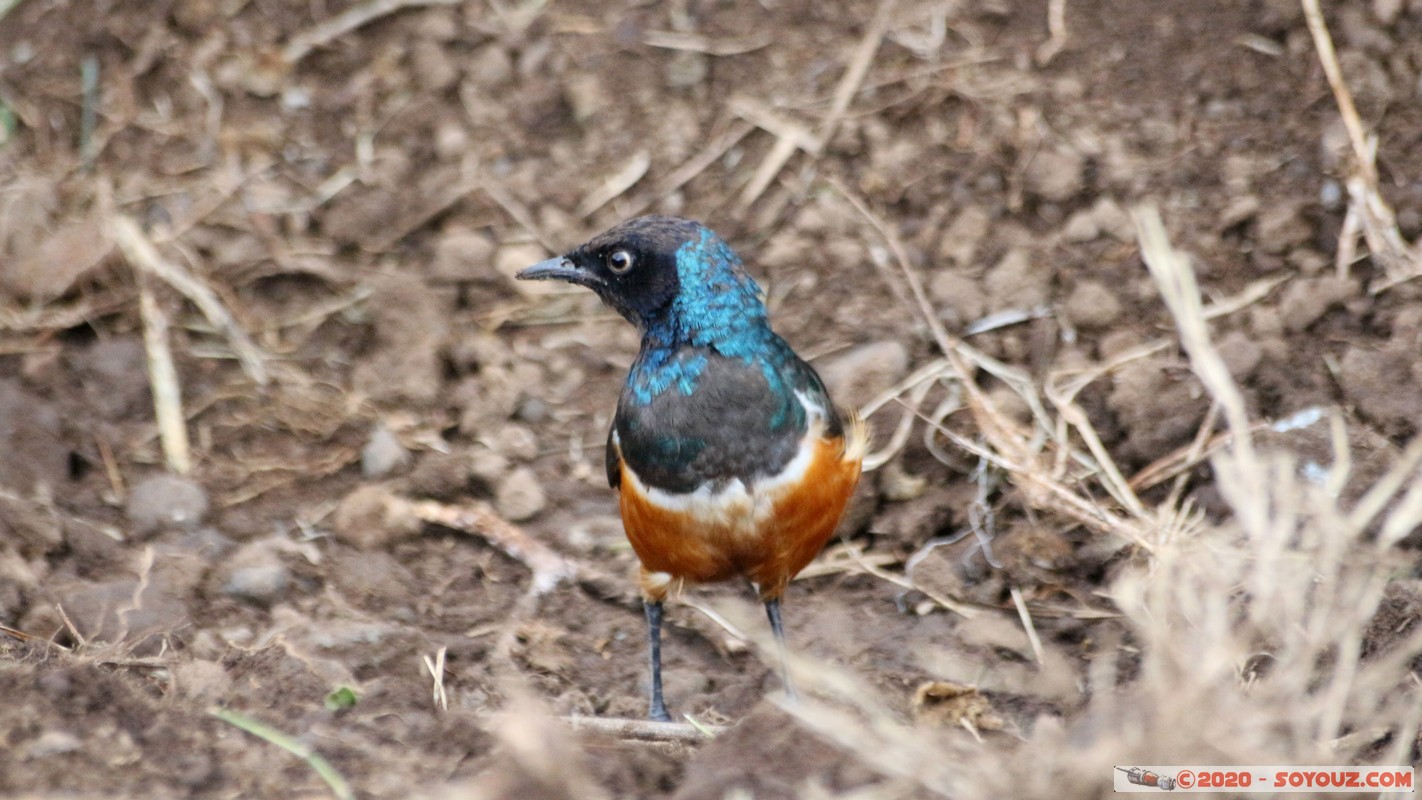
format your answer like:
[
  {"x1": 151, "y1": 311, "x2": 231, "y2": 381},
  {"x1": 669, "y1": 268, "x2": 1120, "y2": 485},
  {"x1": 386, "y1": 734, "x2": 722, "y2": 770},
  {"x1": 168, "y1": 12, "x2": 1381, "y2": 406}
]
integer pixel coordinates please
[{"x1": 2, "y1": 0, "x2": 1420, "y2": 797}]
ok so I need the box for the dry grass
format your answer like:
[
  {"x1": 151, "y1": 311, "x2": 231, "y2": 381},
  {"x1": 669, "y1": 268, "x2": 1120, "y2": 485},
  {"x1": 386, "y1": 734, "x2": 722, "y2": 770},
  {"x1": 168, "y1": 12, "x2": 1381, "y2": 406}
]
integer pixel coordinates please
[
  {"x1": 628, "y1": 204, "x2": 1422, "y2": 800},
  {"x1": 3, "y1": 1, "x2": 1420, "y2": 797}
]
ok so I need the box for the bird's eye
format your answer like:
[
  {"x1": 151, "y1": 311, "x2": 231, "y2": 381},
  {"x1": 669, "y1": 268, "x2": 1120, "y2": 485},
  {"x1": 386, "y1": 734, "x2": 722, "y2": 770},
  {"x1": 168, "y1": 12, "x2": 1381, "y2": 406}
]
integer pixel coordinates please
[{"x1": 607, "y1": 249, "x2": 635, "y2": 274}]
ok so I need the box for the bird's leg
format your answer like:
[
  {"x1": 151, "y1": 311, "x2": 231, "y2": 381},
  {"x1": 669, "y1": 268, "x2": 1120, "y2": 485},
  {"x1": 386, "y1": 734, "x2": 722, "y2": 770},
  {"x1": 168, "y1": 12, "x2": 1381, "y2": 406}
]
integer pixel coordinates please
[
  {"x1": 764, "y1": 597, "x2": 798, "y2": 701},
  {"x1": 643, "y1": 599, "x2": 672, "y2": 722}
]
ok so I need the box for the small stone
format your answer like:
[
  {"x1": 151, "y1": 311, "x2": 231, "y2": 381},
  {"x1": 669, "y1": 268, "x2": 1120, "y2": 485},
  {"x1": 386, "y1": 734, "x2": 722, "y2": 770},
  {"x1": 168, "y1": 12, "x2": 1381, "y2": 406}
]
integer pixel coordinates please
[
  {"x1": 495, "y1": 467, "x2": 546, "y2": 522},
  {"x1": 0, "y1": 379, "x2": 67, "y2": 497},
  {"x1": 1061, "y1": 197, "x2": 1130, "y2": 243},
  {"x1": 1219, "y1": 195, "x2": 1261, "y2": 230},
  {"x1": 1216, "y1": 331, "x2": 1263, "y2": 379},
  {"x1": 1287, "y1": 248, "x2": 1330, "y2": 276},
  {"x1": 985, "y1": 384, "x2": 1032, "y2": 425},
  {"x1": 983, "y1": 248, "x2": 1049, "y2": 310},
  {"x1": 759, "y1": 233, "x2": 814, "y2": 270},
  {"x1": 1279, "y1": 276, "x2": 1359, "y2": 331},
  {"x1": 514, "y1": 396, "x2": 550, "y2": 424},
  {"x1": 25, "y1": 729, "x2": 82, "y2": 759},
  {"x1": 815, "y1": 340, "x2": 910, "y2": 412},
  {"x1": 492, "y1": 424, "x2": 540, "y2": 462},
  {"x1": 332, "y1": 485, "x2": 421, "y2": 549},
  {"x1": 1373, "y1": 0, "x2": 1403, "y2": 23},
  {"x1": 361, "y1": 425, "x2": 410, "y2": 478},
  {"x1": 665, "y1": 50, "x2": 708, "y2": 88},
  {"x1": 937, "y1": 206, "x2": 991, "y2": 266},
  {"x1": 1338, "y1": 344, "x2": 1422, "y2": 434},
  {"x1": 433, "y1": 120, "x2": 470, "y2": 162},
  {"x1": 408, "y1": 450, "x2": 470, "y2": 501},
  {"x1": 1023, "y1": 148, "x2": 1085, "y2": 203},
  {"x1": 126, "y1": 474, "x2": 209, "y2": 536},
  {"x1": 410, "y1": 40, "x2": 458, "y2": 92},
  {"x1": 469, "y1": 446, "x2": 510, "y2": 494},
  {"x1": 564, "y1": 73, "x2": 608, "y2": 123},
  {"x1": 217, "y1": 540, "x2": 291, "y2": 607},
  {"x1": 1256, "y1": 201, "x2": 1312, "y2": 254},
  {"x1": 468, "y1": 43, "x2": 513, "y2": 87},
  {"x1": 929, "y1": 271, "x2": 986, "y2": 328},
  {"x1": 1088, "y1": 197, "x2": 1133, "y2": 240},
  {"x1": 1062, "y1": 280, "x2": 1122, "y2": 328},
  {"x1": 1061, "y1": 208, "x2": 1101, "y2": 242}
]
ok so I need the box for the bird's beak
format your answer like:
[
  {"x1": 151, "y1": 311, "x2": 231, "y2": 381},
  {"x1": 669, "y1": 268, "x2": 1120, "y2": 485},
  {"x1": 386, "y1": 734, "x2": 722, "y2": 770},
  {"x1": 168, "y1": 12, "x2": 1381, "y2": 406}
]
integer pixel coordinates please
[{"x1": 515, "y1": 256, "x2": 599, "y2": 287}]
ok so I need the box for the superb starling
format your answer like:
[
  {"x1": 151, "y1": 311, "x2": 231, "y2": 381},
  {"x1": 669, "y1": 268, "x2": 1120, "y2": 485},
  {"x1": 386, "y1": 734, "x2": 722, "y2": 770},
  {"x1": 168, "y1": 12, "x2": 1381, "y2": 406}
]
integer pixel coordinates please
[{"x1": 518, "y1": 216, "x2": 865, "y2": 721}]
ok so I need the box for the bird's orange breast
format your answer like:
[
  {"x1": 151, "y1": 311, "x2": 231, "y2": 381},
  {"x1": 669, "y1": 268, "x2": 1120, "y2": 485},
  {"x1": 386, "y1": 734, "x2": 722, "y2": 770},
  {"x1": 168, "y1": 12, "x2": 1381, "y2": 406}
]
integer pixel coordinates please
[{"x1": 617, "y1": 417, "x2": 866, "y2": 601}]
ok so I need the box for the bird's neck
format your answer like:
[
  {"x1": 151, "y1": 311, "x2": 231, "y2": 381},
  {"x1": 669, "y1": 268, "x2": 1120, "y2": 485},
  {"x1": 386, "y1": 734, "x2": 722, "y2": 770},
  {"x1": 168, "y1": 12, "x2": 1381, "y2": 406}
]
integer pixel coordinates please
[
  {"x1": 640, "y1": 309, "x2": 772, "y2": 353},
  {"x1": 641, "y1": 227, "x2": 771, "y2": 351}
]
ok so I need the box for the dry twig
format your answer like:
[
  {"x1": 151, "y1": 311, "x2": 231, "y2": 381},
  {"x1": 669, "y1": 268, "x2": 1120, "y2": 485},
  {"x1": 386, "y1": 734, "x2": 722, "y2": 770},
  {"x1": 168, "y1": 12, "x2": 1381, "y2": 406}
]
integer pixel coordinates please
[
  {"x1": 738, "y1": 0, "x2": 895, "y2": 206},
  {"x1": 283, "y1": 0, "x2": 460, "y2": 65},
  {"x1": 1035, "y1": 0, "x2": 1068, "y2": 65},
  {"x1": 562, "y1": 715, "x2": 723, "y2": 742},
  {"x1": 136, "y1": 277, "x2": 192, "y2": 474},
  {"x1": 1300, "y1": 0, "x2": 1421, "y2": 288},
  {"x1": 424, "y1": 646, "x2": 449, "y2": 711},
  {"x1": 110, "y1": 213, "x2": 270, "y2": 386}
]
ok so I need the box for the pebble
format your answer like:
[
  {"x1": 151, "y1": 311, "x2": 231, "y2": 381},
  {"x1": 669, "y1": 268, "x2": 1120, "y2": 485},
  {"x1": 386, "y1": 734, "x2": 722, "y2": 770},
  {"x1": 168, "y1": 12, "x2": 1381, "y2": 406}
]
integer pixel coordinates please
[
  {"x1": 125, "y1": 474, "x2": 210, "y2": 536},
  {"x1": 469, "y1": 446, "x2": 510, "y2": 494},
  {"x1": 1023, "y1": 148, "x2": 1085, "y2": 203},
  {"x1": 937, "y1": 205, "x2": 991, "y2": 266},
  {"x1": 1339, "y1": 344, "x2": 1422, "y2": 434},
  {"x1": 26, "y1": 730, "x2": 83, "y2": 759},
  {"x1": 410, "y1": 40, "x2": 458, "y2": 92},
  {"x1": 495, "y1": 466, "x2": 546, "y2": 522},
  {"x1": 564, "y1": 73, "x2": 608, "y2": 123},
  {"x1": 1278, "y1": 276, "x2": 1358, "y2": 332},
  {"x1": 332, "y1": 488, "x2": 420, "y2": 551},
  {"x1": 433, "y1": 120, "x2": 470, "y2": 162},
  {"x1": 426, "y1": 227, "x2": 494, "y2": 282},
  {"x1": 1062, "y1": 280, "x2": 1123, "y2": 329},
  {"x1": 1061, "y1": 197, "x2": 1132, "y2": 243},
  {"x1": 514, "y1": 396, "x2": 550, "y2": 424},
  {"x1": 815, "y1": 340, "x2": 910, "y2": 412},
  {"x1": 468, "y1": 43, "x2": 513, "y2": 87},
  {"x1": 983, "y1": 248, "x2": 1049, "y2": 310},
  {"x1": 985, "y1": 384, "x2": 1032, "y2": 425},
  {"x1": 332, "y1": 485, "x2": 422, "y2": 550},
  {"x1": 361, "y1": 425, "x2": 410, "y2": 478},
  {"x1": 928, "y1": 271, "x2": 986, "y2": 327},
  {"x1": 172, "y1": 658, "x2": 233, "y2": 705},
  {"x1": 665, "y1": 51, "x2": 708, "y2": 89},
  {"x1": 1373, "y1": 0, "x2": 1403, "y2": 23},
  {"x1": 220, "y1": 541, "x2": 291, "y2": 607},
  {"x1": 1255, "y1": 201, "x2": 1312, "y2": 254},
  {"x1": 0, "y1": 380, "x2": 67, "y2": 497},
  {"x1": 407, "y1": 450, "x2": 471, "y2": 501},
  {"x1": 77, "y1": 337, "x2": 149, "y2": 420},
  {"x1": 1216, "y1": 330, "x2": 1263, "y2": 379},
  {"x1": 492, "y1": 423, "x2": 540, "y2": 461}
]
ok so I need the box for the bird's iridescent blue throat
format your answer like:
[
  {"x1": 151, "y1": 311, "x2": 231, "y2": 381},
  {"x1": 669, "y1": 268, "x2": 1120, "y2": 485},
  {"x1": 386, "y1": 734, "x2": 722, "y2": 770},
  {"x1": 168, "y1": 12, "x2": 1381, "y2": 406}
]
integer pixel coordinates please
[{"x1": 627, "y1": 227, "x2": 800, "y2": 430}]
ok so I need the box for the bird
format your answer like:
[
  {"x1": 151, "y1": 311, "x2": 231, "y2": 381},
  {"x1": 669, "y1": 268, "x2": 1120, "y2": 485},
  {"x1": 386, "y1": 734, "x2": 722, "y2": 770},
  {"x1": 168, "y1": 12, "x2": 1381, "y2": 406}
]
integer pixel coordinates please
[{"x1": 517, "y1": 215, "x2": 866, "y2": 722}]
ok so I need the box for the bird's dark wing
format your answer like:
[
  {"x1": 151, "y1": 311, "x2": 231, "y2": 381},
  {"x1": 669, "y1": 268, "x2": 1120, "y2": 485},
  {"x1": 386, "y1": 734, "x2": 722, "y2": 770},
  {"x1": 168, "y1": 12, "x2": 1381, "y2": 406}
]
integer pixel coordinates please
[
  {"x1": 615, "y1": 347, "x2": 807, "y2": 494},
  {"x1": 605, "y1": 424, "x2": 622, "y2": 490},
  {"x1": 774, "y1": 339, "x2": 846, "y2": 439}
]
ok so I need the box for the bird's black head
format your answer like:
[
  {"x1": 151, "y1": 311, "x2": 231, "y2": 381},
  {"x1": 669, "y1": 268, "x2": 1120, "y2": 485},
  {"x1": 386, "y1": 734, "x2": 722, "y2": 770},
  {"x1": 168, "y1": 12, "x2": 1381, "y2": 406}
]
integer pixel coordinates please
[{"x1": 516, "y1": 216, "x2": 702, "y2": 331}]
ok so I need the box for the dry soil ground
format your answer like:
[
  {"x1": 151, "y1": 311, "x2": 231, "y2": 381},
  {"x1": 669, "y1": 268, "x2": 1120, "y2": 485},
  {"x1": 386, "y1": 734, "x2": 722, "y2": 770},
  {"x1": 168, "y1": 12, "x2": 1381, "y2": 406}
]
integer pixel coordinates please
[{"x1": 2, "y1": 0, "x2": 1422, "y2": 797}]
